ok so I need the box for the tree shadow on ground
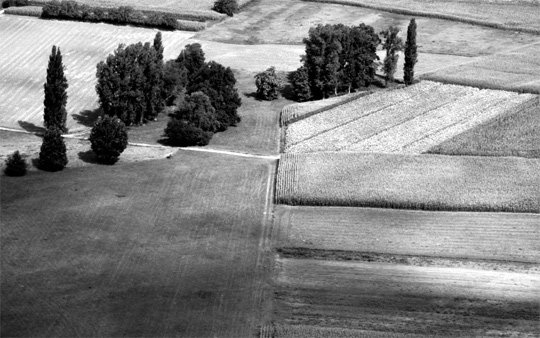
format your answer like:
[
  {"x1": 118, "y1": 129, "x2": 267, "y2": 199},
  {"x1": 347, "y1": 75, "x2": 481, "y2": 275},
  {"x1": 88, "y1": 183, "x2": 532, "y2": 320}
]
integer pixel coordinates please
[
  {"x1": 18, "y1": 121, "x2": 46, "y2": 135},
  {"x1": 78, "y1": 150, "x2": 100, "y2": 164},
  {"x1": 73, "y1": 108, "x2": 102, "y2": 127},
  {"x1": 243, "y1": 91, "x2": 263, "y2": 101}
]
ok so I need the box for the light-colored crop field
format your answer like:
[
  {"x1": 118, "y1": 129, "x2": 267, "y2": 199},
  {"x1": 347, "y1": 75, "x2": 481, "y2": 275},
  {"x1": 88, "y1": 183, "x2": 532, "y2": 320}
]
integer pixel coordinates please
[
  {"x1": 274, "y1": 257, "x2": 540, "y2": 336},
  {"x1": 307, "y1": 0, "x2": 540, "y2": 33},
  {"x1": 1, "y1": 151, "x2": 274, "y2": 337},
  {"x1": 0, "y1": 15, "x2": 194, "y2": 133},
  {"x1": 274, "y1": 206, "x2": 540, "y2": 263},
  {"x1": 423, "y1": 42, "x2": 540, "y2": 94},
  {"x1": 284, "y1": 81, "x2": 538, "y2": 153},
  {"x1": 275, "y1": 152, "x2": 540, "y2": 212}
]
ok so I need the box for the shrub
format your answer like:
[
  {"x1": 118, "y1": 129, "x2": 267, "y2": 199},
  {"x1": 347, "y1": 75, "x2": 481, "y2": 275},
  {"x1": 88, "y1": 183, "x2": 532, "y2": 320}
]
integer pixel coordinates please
[
  {"x1": 39, "y1": 127, "x2": 68, "y2": 171},
  {"x1": 4, "y1": 151, "x2": 27, "y2": 176},
  {"x1": 212, "y1": 0, "x2": 238, "y2": 16},
  {"x1": 288, "y1": 66, "x2": 312, "y2": 102},
  {"x1": 89, "y1": 116, "x2": 128, "y2": 164},
  {"x1": 164, "y1": 119, "x2": 212, "y2": 146},
  {"x1": 255, "y1": 66, "x2": 282, "y2": 100}
]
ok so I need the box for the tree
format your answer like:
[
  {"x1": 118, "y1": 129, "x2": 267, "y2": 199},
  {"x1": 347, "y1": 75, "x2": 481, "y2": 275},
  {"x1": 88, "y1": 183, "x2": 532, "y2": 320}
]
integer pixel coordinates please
[
  {"x1": 173, "y1": 92, "x2": 220, "y2": 132},
  {"x1": 153, "y1": 31, "x2": 164, "y2": 62},
  {"x1": 163, "y1": 60, "x2": 188, "y2": 105},
  {"x1": 255, "y1": 66, "x2": 282, "y2": 100},
  {"x1": 89, "y1": 116, "x2": 128, "y2": 164},
  {"x1": 288, "y1": 65, "x2": 312, "y2": 102},
  {"x1": 164, "y1": 119, "x2": 212, "y2": 146},
  {"x1": 213, "y1": 0, "x2": 238, "y2": 16},
  {"x1": 176, "y1": 43, "x2": 206, "y2": 83},
  {"x1": 4, "y1": 150, "x2": 27, "y2": 176},
  {"x1": 96, "y1": 41, "x2": 163, "y2": 125},
  {"x1": 404, "y1": 18, "x2": 418, "y2": 85},
  {"x1": 44, "y1": 45, "x2": 68, "y2": 132},
  {"x1": 39, "y1": 127, "x2": 67, "y2": 171},
  {"x1": 381, "y1": 26, "x2": 404, "y2": 86},
  {"x1": 188, "y1": 61, "x2": 241, "y2": 130}
]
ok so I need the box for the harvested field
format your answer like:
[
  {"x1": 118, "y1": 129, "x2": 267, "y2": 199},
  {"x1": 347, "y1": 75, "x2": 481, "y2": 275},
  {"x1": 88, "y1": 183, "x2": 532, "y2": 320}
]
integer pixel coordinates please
[
  {"x1": 274, "y1": 206, "x2": 540, "y2": 263},
  {"x1": 428, "y1": 102, "x2": 540, "y2": 158},
  {"x1": 1, "y1": 151, "x2": 274, "y2": 337},
  {"x1": 284, "y1": 81, "x2": 538, "y2": 154},
  {"x1": 306, "y1": 0, "x2": 540, "y2": 33},
  {"x1": 274, "y1": 257, "x2": 540, "y2": 336},
  {"x1": 423, "y1": 42, "x2": 540, "y2": 94},
  {"x1": 0, "y1": 15, "x2": 194, "y2": 132},
  {"x1": 275, "y1": 152, "x2": 540, "y2": 212}
]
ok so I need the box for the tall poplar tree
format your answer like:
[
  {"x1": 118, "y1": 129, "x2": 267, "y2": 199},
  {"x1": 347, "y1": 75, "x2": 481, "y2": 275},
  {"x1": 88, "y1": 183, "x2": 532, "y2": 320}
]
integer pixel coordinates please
[
  {"x1": 404, "y1": 19, "x2": 418, "y2": 85},
  {"x1": 381, "y1": 26, "x2": 403, "y2": 86},
  {"x1": 43, "y1": 45, "x2": 68, "y2": 132}
]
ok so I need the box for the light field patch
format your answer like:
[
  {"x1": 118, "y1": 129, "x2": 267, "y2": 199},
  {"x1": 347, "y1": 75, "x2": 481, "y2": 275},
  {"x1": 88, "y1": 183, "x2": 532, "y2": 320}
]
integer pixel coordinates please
[
  {"x1": 0, "y1": 15, "x2": 194, "y2": 132},
  {"x1": 275, "y1": 152, "x2": 540, "y2": 212},
  {"x1": 284, "y1": 81, "x2": 537, "y2": 154}
]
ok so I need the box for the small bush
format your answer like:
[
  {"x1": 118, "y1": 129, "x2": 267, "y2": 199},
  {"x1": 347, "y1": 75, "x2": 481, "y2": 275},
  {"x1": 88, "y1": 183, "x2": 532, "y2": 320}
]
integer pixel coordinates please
[
  {"x1": 255, "y1": 66, "x2": 282, "y2": 100},
  {"x1": 89, "y1": 116, "x2": 128, "y2": 164},
  {"x1": 4, "y1": 151, "x2": 27, "y2": 176},
  {"x1": 212, "y1": 0, "x2": 238, "y2": 16},
  {"x1": 39, "y1": 127, "x2": 68, "y2": 171},
  {"x1": 165, "y1": 119, "x2": 212, "y2": 146}
]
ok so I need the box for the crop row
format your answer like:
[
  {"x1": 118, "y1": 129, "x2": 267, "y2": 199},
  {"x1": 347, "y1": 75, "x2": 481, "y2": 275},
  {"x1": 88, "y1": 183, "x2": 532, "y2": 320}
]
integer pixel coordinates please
[{"x1": 285, "y1": 81, "x2": 442, "y2": 148}]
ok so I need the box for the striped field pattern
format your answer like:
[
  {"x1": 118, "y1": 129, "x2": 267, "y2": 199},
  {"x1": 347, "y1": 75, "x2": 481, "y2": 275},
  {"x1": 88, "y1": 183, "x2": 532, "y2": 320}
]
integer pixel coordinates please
[
  {"x1": 284, "y1": 81, "x2": 538, "y2": 154},
  {"x1": 0, "y1": 15, "x2": 194, "y2": 133}
]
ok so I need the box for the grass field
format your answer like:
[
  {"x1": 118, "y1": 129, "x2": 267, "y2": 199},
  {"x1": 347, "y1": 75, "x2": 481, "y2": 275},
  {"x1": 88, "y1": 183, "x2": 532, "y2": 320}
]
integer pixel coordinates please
[
  {"x1": 1, "y1": 151, "x2": 274, "y2": 337},
  {"x1": 423, "y1": 42, "x2": 540, "y2": 94},
  {"x1": 284, "y1": 81, "x2": 537, "y2": 154},
  {"x1": 275, "y1": 152, "x2": 540, "y2": 212},
  {"x1": 274, "y1": 206, "x2": 540, "y2": 263},
  {"x1": 273, "y1": 257, "x2": 540, "y2": 336},
  {"x1": 0, "y1": 15, "x2": 194, "y2": 132},
  {"x1": 428, "y1": 102, "x2": 540, "y2": 158},
  {"x1": 306, "y1": 0, "x2": 540, "y2": 33}
]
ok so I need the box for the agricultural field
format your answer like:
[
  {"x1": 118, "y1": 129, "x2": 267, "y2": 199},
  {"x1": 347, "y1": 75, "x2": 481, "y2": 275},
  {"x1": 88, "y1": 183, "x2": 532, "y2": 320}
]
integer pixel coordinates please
[
  {"x1": 284, "y1": 81, "x2": 538, "y2": 154},
  {"x1": 423, "y1": 42, "x2": 540, "y2": 94},
  {"x1": 428, "y1": 102, "x2": 540, "y2": 158},
  {"x1": 273, "y1": 257, "x2": 540, "y2": 337},
  {"x1": 274, "y1": 206, "x2": 540, "y2": 263},
  {"x1": 307, "y1": 0, "x2": 540, "y2": 33},
  {"x1": 1, "y1": 151, "x2": 275, "y2": 337},
  {"x1": 275, "y1": 152, "x2": 540, "y2": 212}
]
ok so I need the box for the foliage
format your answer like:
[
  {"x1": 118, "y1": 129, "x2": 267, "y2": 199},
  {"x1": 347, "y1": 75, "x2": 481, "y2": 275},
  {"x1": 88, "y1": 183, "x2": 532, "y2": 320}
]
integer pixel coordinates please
[
  {"x1": 254, "y1": 66, "x2": 282, "y2": 100},
  {"x1": 4, "y1": 151, "x2": 27, "y2": 176},
  {"x1": 404, "y1": 19, "x2": 417, "y2": 85},
  {"x1": 188, "y1": 61, "x2": 241, "y2": 130},
  {"x1": 212, "y1": 0, "x2": 238, "y2": 17},
  {"x1": 96, "y1": 39, "x2": 164, "y2": 126},
  {"x1": 41, "y1": 1, "x2": 180, "y2": 30},
  {"x1": 288, "y1": 66, "x2": 312, "y2": 102},
  {"x1": 381, "y1": 26, "x2": 404, "y2": 85},
  {"x1": 1, "y1": 0, "x2": 27, "y2": 8},
  {"x1": 176, "y1": 43, "x2": 206, "y2": 82},
  {"x1": 302, "y1": 24, "x2": 380, "y2": 99},
  {"x1": 153, "y1": 31, "x2": 164, "y2": 62},
  {"x1": 173, "y1": 92, "x2": 220, "y2": 132},
  {"x1": 39, "y1": 127, "x2": 68, "y2": 171},
  {"x1": 89, "y1": 115, "x2": 128, "y2": 164},
  {"x1": 164, "y1": 119, "x2": 212, "y2": 146},
  {"x1": 163, "y1": 60, "x2": 188, "y2": 105},
  {"x1": 43, "y1": 45, "x2": 68, "y2": 132}
]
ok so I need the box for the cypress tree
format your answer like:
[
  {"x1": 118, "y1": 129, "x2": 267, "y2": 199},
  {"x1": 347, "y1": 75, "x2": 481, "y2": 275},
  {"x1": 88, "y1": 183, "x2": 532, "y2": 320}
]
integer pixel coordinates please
[
  {"x1": 404, "y1": 19, "x2": 418, "y2": 86},
  {"x1": 44, "y1": 45, "x2": 69, "y2": 132},
  {"x1": 39, "y1": 127, "x2": 68, "y2": 171}
]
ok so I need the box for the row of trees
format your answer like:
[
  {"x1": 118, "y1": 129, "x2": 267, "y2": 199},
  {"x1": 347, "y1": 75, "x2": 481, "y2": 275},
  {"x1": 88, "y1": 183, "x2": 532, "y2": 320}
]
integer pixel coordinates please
[{"x1": 289, "y1": 19, "x2": 418, "y2": 101}]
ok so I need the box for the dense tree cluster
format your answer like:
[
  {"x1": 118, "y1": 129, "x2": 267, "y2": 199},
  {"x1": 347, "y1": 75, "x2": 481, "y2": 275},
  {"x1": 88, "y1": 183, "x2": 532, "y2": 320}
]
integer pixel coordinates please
[
  {"x1": 404, "y1": 19, "x2": 418, "y2": 85},
  {"x1": 96, "y1": 39, "x2": 165, "y2": 126},
  {"x1": 255, "y1": 67, "x2": 282, "y2": 100},
  {"x1": 213, "y1": 0, "x2": 238, "y2": 17},
  {"x1": 4, "y1": 151, "x2": 27, "y2": 176},
  {"x1": 42, "y1": 1, "x2": 178, "y2": 30},
  {"x1": 1, "y1": 0, "x2": 27, "y2": 8},
  {"x1": 89, "y1": 116, "x2": 128, "y2": 164}
]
